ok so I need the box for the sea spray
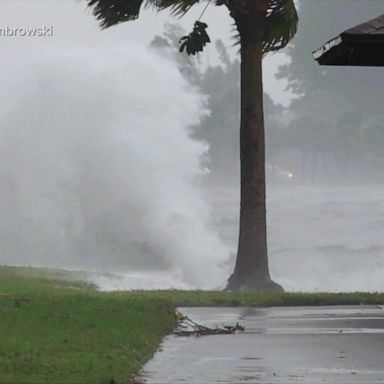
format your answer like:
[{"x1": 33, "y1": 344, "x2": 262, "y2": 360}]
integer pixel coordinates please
[{"x1": 0, "y1": 45, "x2": 230, "y2": 289}]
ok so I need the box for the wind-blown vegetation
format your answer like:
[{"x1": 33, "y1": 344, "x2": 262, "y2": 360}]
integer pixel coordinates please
[{"x1": 84, "y1": 0, "x2": 298, "y2": 292}]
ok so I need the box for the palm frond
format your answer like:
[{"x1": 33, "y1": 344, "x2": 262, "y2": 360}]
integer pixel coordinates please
[
  {"x1": 86, "y1": 0, "x2": 145, "y2": 28},
  {"x1": 263, "y1": 0, "x2": 298, "y2": 54},
  {"x1": 86, "y1": 0, "x2": 203, "y2": 29},
  {"x1": 86, "y1": 0, "x2": 297, "y2": 56},
  {"x1": 145, "y1": 0, "x2": 202, "y2": 17},
  {"x1": 179, "y1": 21, "x2": 211, "y2": 55}
]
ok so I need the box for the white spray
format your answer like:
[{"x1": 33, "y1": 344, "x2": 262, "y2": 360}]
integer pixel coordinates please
[{"x1": 0, "y1": 45, "x2": 230, "y2": 289}]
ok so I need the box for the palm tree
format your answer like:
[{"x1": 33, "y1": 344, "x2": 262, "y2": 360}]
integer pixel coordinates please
[{"x1": 85, "y1": 0, "x2": 298, "y2": 291}]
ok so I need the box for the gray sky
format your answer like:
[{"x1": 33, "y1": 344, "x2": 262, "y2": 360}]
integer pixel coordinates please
[{"x1": 0, "y1": 0, "x2": 291, "y2": 105}]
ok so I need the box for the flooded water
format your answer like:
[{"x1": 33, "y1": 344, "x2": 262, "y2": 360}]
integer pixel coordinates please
[
  {"x1": 209, "y1": 184, "x2": 384, "y2": 292},
  {"x1": 269, "y1": 184, "x2": 384, "y2": 292},
  {"x1": 89, "y1": 184, "x2": 384, "y2": 292}
]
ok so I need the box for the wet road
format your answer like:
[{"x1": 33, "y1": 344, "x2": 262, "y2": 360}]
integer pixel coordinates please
[{"x1": 139, "y1": 305, "x2": 384, "y2": 383}]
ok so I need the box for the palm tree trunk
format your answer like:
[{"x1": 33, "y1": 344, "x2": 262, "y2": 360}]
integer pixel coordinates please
[{"x1": 226, "y1": 12, "x2": 283, "y2": 291}]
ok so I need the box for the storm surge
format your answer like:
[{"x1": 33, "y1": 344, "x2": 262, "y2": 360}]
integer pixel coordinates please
[{"x1": 0, "y1": 45, "x2": 229, "y2": 289}]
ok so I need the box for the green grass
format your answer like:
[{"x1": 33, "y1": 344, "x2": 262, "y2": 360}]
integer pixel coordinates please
[
  {"x1": 1, "y1": 265, "x2": 383, "y2": 384},
  {"x1": 0, "y1": 266, "x2": 175, "y2": 384},
  {"x1": 126, "y1": 289, "x2": 384, "y2": 307}
]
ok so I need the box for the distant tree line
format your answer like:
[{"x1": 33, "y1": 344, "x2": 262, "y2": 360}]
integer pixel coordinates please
[
  {"x1": 150, "y1": 24, "x2": 287, "y2": 184},
  {"x1": 151, "y1": 0, "x2": 384, "y2": 185},
  {"x1": 276, "y1": 0, "x2": 384, "y2": 184}
]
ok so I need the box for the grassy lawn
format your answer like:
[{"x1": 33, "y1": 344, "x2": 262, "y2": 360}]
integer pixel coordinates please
[
  {"x1": 1, "y1": 265, "x2": 383, "y2": 384},
  {"x1": 131, "y1": 289, "x2": 384, "y2": 307},
  {"x1": 0, "y1": 266, "x2": 175, "y2": 384}
]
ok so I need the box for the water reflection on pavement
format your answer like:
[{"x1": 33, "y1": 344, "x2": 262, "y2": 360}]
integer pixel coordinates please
[{"x1": 139, "y1": 305, "x2": 384, "y2": 383}]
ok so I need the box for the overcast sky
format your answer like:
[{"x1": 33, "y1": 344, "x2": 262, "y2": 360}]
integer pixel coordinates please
[{"x1": 0, "y1": 0, "x2": 292, "y2": 105}]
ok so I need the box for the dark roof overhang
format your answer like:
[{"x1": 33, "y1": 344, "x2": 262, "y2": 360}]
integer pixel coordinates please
[{"x1": 313, "y1": 14, "x2": 384, "y2": 66}]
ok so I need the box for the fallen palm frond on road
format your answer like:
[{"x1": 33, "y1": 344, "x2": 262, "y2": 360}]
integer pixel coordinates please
[{"x1": 174, "y1": 316, "x2": 245, "y2": 337}]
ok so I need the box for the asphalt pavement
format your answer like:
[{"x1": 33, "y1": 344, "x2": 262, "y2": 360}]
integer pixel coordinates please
[{"x1": 139, "y1": 305, "x2": 384, "y2": 383}]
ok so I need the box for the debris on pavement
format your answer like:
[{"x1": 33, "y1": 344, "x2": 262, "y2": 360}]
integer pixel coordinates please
[{"x1": 174, "y1": 315, "x2": 245, "y2": 337}]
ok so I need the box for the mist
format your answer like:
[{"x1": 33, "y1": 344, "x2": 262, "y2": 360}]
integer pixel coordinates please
[
  {"x1": 0, "y1": 46, "x2": 229, "y2": 289},
  {"x1": 1, "y1": 0, "x2": 384, "y2": 293}
]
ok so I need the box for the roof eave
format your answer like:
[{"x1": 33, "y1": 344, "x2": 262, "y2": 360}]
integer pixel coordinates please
[{"x1": 313, "y1": 14, "x2": 384, "y2": 67}]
